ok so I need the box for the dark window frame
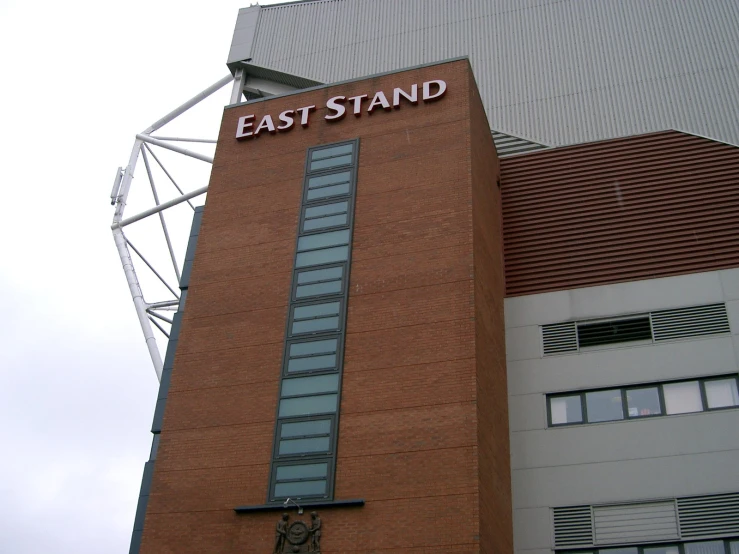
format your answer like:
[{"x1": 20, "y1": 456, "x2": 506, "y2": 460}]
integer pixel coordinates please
[
  {"x1": 269, "y1": 457, "x2": 335, "y2": 502},
  {"x1": 547, "y1": 374, "x2": 739, "y2": 427},
  {"x1": 267, "y1": 139, "x2": 360, "y2": 505},
  {"x1": 292, "y1": 263, "x2": 347, "y2": 303},
  {"x1": 560, "y1": 538, "x2": 739, "y2": 554},
  {"x1": 274, "y1": 415, "x2": 336, "y2": 460}
]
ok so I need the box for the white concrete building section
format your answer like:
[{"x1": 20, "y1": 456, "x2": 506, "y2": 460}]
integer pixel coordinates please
[
  {"x1": 505, "y1": 268, "x2": 739, "y2": 554},
  {"x1": 230, "y1": 0, "x2": 739, "y2": 147}
]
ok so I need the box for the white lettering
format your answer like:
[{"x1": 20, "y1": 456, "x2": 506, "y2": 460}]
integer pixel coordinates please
[
  {"x1": 277, "y1": 110, "x2": 295, "y2": 131},
  {"x1": 254, "y1": 114, "x2": 276, "y2": 136},
  {"x1": 347, "y1": 94, "x2": 368, "y2": 116},
  {"x1": 393, "y1": 84, "x2": 418, "y2": 108},
  {"x1": 325, "y1": 96, "x2": 347, "y2": 121},
  {"x1": 422, "y1": 80, "x2": 447, "y2": 102},
  {"x1": 367, "y1": 91, "x2": 391, "y2": 113},
  {"x1": 296, "y1": 105, "x2": 316, "y2": 127},
  {"x1": 235, "y1": 115, "x2": 255, "y2": 139}
]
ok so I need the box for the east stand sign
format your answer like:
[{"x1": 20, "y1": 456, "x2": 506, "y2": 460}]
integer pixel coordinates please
[{"x1": 235, "y1": 79, "x2": 447, "y2": 140}]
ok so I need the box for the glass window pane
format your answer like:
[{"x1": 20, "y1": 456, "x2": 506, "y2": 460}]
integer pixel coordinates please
[
  {"x1": 310, "y1": 154, "x2": 353, "y2": 171},
  {"x1": 279, "y1": 436, "x2": 331, "y2": 455},
  {"x1": 550, "y1": 395, "x2": 583, "y2": 425},
  {"x1": 287, "y1": 354, "x2": 337, "y2": 373},
  {"x1": 307, "y1": 183, "x2": 351, "y2": 201},
  {"x1": 307, "y1": 172, "x2": 350, "y2": 189},
  {"x1": 304, "y1": 213, "x2": 348, "y2": 231},
  {"x1": 626, "y1": 387, "x2": 662, "y2": 417},
  {"x1": 311, "y1": 144, "x2": 353, "y2": 161},
  {"x1": 644, "y1": 547, "x2": 679, "y2": 554},
  {"x1": 278, "y1": 394, "x2": 338, "y2": 417},
  {"x1": 305, "y1": 201, "x2": 348, "y2": 219},
  {"x1": 297, "y1": 267, "x2": 343, "y2": 285},
  {"x1": 281, "y1": 419, "x2": 331, "y2": 438},
  {"x1": 297, "y1": 281, "x2": 342, "y2": 298},
  {"x1": 295, "y1": 245, "x2": 349, "y2": 267},
  {"x1": 275, "y1": 462, "x2": 327, "y2": 481},
  {"x1": 281, "y1": 374, "x2": 340, "y2": 397},
  {"x1": 705, "y1": 378, "x2": 739, "y2": 408},
  {"x1": 294, "y1": 302, "x2": 340, "y2": 320},
  {"x1": 730, "y1": 541, "x2": 739, "y2": 554},
  {"x1": 274, "y1": 479, "x2": 327, "y2": 498},
  {"x1": 289, "y1": 339, "x2": 337, "y2": 357},
  {"x1": 685, "y1": 541, "x2": 725, "y2": 554},
  {"x1": 663, "y1": 381, "x2": 703, "y2": 414},
  {"x1": 292, "y1": 317, "x2": 339, "y2": 334},
  {"x1": 585, "y1": 389, "x2": 624, "y2": 422},
  {"x1": 297, "y1": 230, "x2": 350, "y2": 252}
]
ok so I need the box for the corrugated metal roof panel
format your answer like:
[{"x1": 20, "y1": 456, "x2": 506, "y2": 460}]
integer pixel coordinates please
[{"x1": 243, "y1": 0, "x2": 739, "y2": 147}]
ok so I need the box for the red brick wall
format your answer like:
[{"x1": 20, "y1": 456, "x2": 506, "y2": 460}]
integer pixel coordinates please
[
  {"x1": 141, "y1": 59, "x2": 511, "y2": 553},
  {"x1": 469, "y1": 72, "x2": 512, "y2": 554}
]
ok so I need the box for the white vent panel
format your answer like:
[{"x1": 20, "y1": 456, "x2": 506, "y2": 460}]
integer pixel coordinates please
[
  {"x1": 553, "y1": 506, "x2": 593, "y2": 548},
  {"x1": 678, "y1": 493, "x2": 739, "y2": 538},
  {"x1": 542, "y1": 322, "x2": 578, "y2": 356},
  {"x1": 593, "y1": 502, "x2": 678, "y2": 545},
  {"x1": 651, "y1": 304, "x2": 730, "y2": 342}
]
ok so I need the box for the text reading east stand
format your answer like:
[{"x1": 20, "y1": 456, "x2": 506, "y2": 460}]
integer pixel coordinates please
[{"x1": 235, "y1": 79, "x2": 447, "y2": 140}]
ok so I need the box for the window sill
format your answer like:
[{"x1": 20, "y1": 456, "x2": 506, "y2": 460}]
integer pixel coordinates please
[{"x1": 234, "y1": 498, "x2": 364, "y2": 513}]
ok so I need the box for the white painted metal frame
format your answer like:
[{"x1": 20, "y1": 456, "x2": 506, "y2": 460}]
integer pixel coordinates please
[{"x1": 110, "y1": 74, "x2": 234, "y2": 381}]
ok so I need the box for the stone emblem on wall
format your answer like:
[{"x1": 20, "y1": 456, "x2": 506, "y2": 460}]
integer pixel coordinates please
[{"x1": 273, "y1": 512, "x2": 322, "y2": 553}]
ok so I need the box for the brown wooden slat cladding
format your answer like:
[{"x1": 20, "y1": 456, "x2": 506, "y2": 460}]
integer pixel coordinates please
[{"x1": 500, "y1": 131, "x2": 739, "y2": 296}]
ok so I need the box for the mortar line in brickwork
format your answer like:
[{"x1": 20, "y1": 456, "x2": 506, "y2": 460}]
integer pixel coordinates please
[
  {"x1": 354, "y1": 209, "x2": 470, "y2": 233},
  {"x1": 341, "y1": 397, "x2": 477, "y2": 417},
  {"x1": 336, "y1": 443, "x2": 477, "y2": 461},
  {"x1": 172, "y1": 338, "x2": 284, "y2": 355},
  {"x1": 339, "y1": 355, "x2": 475, "y2": 375},
  {"x1": 182, "y1": 302, "x2": 290, "y2": 321},
  {"x1": 355, "y1": 177, "x2": 473, "y2": 200},
  {"x1": 168, "y1": 376, "x2": 281, "y2": 394},
  {"x1": 350, "y1": 235, "x2": 472, "y2": 263},
  {"x1": 344, "y1": 314, "x2": 473, "y2": 335},
  {"x1": 157, "y1": 415, "x2": 277, "y2": 433},
  {"x1": 348, "y1": 276, "x2": 473, "y2": 299},
  {"x1": 348, "y1": 491, "x2": 478, "y2": 506}
]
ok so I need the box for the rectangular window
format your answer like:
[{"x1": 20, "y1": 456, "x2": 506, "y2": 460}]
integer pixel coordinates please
[
  {"x1": 309, "y1": 144, "x2": 354, "y2": 171},
  {"x1": 585, "y1": 389, "x2": 624, "y2": 422},
  {"x1": 704, "y1": 378, "x2": 739, "y2": 409},
  {"x1": 286, "y1": 338, "x2": 339, "y2": 374},
  {"x1": 685, "y1": 542, "x2": 726, "y2": 554},
  {"x1": 281, "y1": 374, "x2": 340, "y2": 397},
  {"x1": 295, "y1": 245, "x2": 349, "y2": 268},
  {"x1": 295, "y1": 266, "x2": 344, "y2": 300},
  {"x1": 550, "y1": 395, "x2": 583, "y2": 425},
  {"x1": 271, "y1": 461, "x2": 330, "y2": 500},
  {"x1": 547, "y1": 375, "x2": 737, "y2": 427},
  {"x1": 290, "y1": 301, "x2": 342, "y2": 335},
  {"x1": 626, "y1": 387, "x2": 662, "y2": 417},
  {"x1": 303, "y1": 201, "x2": 349, "y2": 232},
  {"x1": 278, "y1": 394, "x2": 338, "y2": 417},
  {"x1": 297, "y1": 229, "x2": 350, "y2": 253},
  {"x1": 663, "y1": 381, "x2": 703, "y2": 414}
]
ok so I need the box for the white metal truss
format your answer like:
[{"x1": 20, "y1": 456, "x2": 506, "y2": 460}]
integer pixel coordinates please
[{"x1": 110, "y1": 73, "x2": 244, "y2": 381}]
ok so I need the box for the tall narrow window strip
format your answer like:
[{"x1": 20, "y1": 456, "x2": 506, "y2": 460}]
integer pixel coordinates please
[{"x1": 267, "y1": 139, "x2": 359, "y2": 503}]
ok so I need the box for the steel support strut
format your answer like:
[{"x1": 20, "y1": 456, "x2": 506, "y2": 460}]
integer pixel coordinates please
[{"x1": 110, "y1": 74, "x2": 234, "y2": 380}]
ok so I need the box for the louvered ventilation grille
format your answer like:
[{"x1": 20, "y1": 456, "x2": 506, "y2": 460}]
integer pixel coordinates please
[
  {"x1": 678, "y1": 493, "x2": 739, "y2": 538},
  {"x1": 652, "y1": 304, "x2": 731, "y2": 342},
  {"x1": 593, "y1": 502, "x2": 678, "y2": 544},
  {"x1": 553, "y1": 506, "x2": 593, "y2": 548},
  {"x1": 493, "y1": 131, "x2": 548, "y2": 156},
  {"x1": 542, "y1": 322, "x2": 578, "y2": 355}
]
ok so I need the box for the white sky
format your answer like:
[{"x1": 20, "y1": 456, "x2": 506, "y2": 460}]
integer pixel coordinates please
[{"x1": 0, "y1": 1, "x2": 284, "y2": 551}]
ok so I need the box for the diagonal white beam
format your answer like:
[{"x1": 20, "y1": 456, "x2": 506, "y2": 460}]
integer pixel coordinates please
[
  {"x1": 136, "y1": 134, "x2": 214, "y2": 163},
  {"x1": 111, "y1": 185, "x2": 208, "y2": 229}
]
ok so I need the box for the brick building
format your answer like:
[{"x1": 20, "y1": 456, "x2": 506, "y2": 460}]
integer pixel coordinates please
[{"x1": 126, "y1": 2, "x2": 739, "y2": 553}]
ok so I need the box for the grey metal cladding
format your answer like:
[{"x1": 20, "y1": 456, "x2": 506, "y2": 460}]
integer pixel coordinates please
[{"x1": 244, "y1": 0, "x2": 739, "y2": 147}]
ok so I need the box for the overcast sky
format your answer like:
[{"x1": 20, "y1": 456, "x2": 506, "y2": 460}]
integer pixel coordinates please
[{"x1": 0, "y1": 1, "x2": 283, "y2": 551}]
